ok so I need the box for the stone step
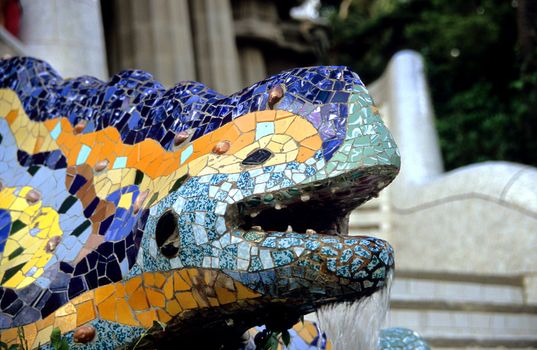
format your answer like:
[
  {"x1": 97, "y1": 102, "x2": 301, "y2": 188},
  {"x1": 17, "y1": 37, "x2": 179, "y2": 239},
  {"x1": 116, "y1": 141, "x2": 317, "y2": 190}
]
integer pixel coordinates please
[
  {"x1": 388, "y1": 272, "x2": 536, "y2": 348},
  {"x1": 349, "y1": 206, "x2": 384, "y2": 236},
  {"x1": 388, "y1": 308, "x2": 537, "y2": 338},
  {"x1": 436, "y1": 347, "x2": 537, "y2": 350},
  {"x1": 390, "y1": 274, "x2": 525, "y2": 307},
  {"x1": 349, "y1": 194, "x2": 390, "y2": 236},
  {"x1": 436, "y1": 349, "x2": 536, "y2": 350},
  {"x1": 428, "y1": 335, "x2": 537, "y2": 348}
]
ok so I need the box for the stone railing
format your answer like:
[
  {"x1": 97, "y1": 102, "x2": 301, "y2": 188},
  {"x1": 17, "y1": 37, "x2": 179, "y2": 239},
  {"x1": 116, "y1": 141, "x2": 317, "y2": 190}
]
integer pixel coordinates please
[
  {"x1": 371, "y1": 50, "x2": 537, "y2": 284},
  {"x1": 361, "y1": 50, "x2": 537, "y2": 347}
]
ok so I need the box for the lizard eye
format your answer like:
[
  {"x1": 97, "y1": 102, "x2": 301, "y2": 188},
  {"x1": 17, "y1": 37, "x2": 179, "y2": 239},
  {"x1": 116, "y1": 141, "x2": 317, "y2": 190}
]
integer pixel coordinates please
[
  {"x1": 242, "y1": 148, "x2": 273, "y2": 166},
  {"x1": 267, "y1": 85, "x2": 284, "y2": 109}
]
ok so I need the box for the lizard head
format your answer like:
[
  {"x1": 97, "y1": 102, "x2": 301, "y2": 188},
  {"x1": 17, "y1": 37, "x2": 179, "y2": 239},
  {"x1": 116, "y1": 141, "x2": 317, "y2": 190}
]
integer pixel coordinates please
[{"x1": 143, "y1": 66, "x2": 400, "y2": 336}]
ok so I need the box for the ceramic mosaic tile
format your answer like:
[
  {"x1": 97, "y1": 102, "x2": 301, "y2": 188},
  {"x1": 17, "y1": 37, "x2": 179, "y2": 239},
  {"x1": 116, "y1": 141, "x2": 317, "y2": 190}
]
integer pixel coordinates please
[
  {"x1": 242, "y1": 323, "x2": 431, "y2": 350},
  {"x1": 0, "y1": 57, "x2": 409, "y2": 349}
]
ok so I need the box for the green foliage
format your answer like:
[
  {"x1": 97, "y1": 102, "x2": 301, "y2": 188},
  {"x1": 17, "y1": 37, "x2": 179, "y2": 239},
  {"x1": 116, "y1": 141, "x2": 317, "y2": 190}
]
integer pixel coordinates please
[
  {"x1": 262, "y1": 333, "x2": 279, "y2": 350},
  {"x1": 0, "y1": 343, "x2": 19, "y2": 350},
  {"x1": 0, "y1": 339, "x2": 20, "y2": 350},
  {"x1": 50, "y1": 328, "x2": 69, "y2": 350},
  {"x1": 324, "y1": 0, "x2": 537, "y2": 169},
  {"x1": 281, "y1": 329, "x2": 291, "y2": 346},
  {"x1": 254, "y1": 328, "x2": 292, "y2": 350},
  {"x1": 0, "y1": 327, "x2": 30, "y2": 350}
]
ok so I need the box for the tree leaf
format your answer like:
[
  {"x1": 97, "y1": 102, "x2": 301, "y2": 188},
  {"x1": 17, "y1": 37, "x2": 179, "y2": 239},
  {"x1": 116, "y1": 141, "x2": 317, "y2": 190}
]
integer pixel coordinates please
[
  {"x1": 282, "y1": 330, "x2": 291, "y2": 347},
  {"x1": 268, "y1": 333, "x2": 279, "y2": 350},
  {"x1": 50, "y1": 328, "x2": 61, "y2": 345}
]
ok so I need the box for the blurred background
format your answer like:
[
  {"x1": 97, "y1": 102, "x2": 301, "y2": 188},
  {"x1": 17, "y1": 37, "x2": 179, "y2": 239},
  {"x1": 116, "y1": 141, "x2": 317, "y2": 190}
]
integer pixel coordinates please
[{"x1": 0, "y1": 0, "x2": 536, "y2": 348}]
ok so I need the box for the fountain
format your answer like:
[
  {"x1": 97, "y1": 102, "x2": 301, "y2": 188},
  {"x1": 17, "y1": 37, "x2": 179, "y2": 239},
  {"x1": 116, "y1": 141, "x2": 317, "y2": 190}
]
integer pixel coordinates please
[{"x1": 0, "y1": 57, "x2": 428, "y2": 349}]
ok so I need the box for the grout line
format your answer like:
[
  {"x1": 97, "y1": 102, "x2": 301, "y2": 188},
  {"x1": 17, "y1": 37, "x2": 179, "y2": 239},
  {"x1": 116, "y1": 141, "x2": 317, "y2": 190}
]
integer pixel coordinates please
[
  {"x1": 500, "y1": 167, "x2": 529, "y2": 200},
  {"x1": 391, "y1": 192, "x2": 537, "y2": 220},
  {"x1": 393, "y1": 269, "x2": 524, "y2": 286}
]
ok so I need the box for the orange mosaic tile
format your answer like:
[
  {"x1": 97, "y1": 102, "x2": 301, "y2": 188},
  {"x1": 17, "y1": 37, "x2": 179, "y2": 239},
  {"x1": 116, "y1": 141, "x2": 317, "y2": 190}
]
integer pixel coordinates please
[
  {"x1": 128, "y1": 287, "x2": 150, "y2": 311},
  {"x1": 75, "y1": 300, "x2": 96, "y2": 326},
  {"x1": 146, "y1": 288, "x2": 166, "y2": 308},
  {"x1": 175, "y1": 291, "x2": 198, "y2": 310}
]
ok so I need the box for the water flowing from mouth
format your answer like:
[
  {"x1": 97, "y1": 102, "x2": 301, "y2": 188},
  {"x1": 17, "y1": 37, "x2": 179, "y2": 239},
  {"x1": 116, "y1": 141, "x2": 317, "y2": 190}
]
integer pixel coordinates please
[{"x1": 316, "y1": 272, "x2": 393, "y2": 350}]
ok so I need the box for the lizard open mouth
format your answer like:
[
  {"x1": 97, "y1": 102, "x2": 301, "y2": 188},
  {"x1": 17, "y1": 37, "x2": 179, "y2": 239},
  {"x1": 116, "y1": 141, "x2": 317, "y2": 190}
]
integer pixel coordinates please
[{"x1": 227, "y1": 166, "x2": 396, "y2": 236}]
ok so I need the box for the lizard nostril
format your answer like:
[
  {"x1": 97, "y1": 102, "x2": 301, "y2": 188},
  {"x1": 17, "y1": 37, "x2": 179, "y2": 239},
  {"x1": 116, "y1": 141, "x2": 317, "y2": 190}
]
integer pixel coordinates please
[
  {"x1": 267, "y1": 85, "x2": 284, "y2": 109},
  {"x1": 155, "y1": 210, "x2": 180, "y2": 258}
]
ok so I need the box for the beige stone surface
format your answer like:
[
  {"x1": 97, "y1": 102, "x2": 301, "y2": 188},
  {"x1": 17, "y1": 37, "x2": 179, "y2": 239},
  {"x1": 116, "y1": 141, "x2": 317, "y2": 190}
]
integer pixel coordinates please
[
  {"x1": 0, "y1": 27, "x2": 26, "y2": 56},
  {"x1": 366, "y1": 51, "x2": 537, "y2": 277},
  {"x1": 239, "y1": 47, "x2": 267, "y2": 88},
  {"x1": 387, "y1": 162, "x2": 537, "y2": 275},
  {"x1": 523, "y1": 275, "x2": 537, "y2": 305},
  {"x1": 107, "y1": 0, "x2": 196, "y2": 86},
  {"x1": 503, "y1": 166, "x2": 537, "y2": 214},
  {"x1": 391, "y1": 162, "x2": 537, "y2": 210},
  {"x1": 390, "y1": 196, "x2": 537, "y2": 275},
  {"x1": 191, "y1": 0, "x2": 242, "y2": 94},
  {"x1": 391, "y1": 277, "x2": 524, "y2": 305},
  {"x1": 387, "y1": 273, "x2": 533, "y2": 344},
  {"x1": 369, "y1": 51, "x2": 444, "y2": 186},
  {"x1": 436, "y1": 348, "x2": 536, "y2": 350},
  {"x1": 19, "y1": 0, "x2": 108, "y2": 79}
]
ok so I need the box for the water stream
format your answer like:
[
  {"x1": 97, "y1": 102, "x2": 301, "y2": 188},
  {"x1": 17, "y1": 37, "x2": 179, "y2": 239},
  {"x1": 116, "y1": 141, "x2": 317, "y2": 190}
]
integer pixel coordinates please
[{"x1": 316, "y1": 272, "x2": 393, "y2": 350}]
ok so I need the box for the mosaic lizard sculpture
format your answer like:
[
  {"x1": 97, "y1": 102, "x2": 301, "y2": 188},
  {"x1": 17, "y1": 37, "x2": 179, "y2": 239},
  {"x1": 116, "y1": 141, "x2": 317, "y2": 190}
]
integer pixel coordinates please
[{"x1": 0, "y1": 57, "x2": 410, "y2": 349}]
